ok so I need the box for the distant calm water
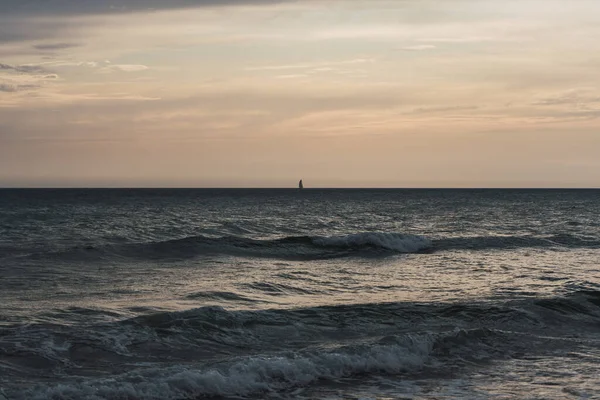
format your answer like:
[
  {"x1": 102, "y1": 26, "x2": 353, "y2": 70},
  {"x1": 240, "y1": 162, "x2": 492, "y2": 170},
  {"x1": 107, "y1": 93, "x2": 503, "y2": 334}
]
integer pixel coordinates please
[{"x1": 0, "y1": 189, "x2": 599, "y2": 399}]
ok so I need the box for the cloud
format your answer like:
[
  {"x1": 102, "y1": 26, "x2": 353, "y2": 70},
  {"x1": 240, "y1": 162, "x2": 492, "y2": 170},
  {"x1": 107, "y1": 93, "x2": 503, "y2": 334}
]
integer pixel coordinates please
[
  {"x1": 417, "y1": 36, "x2": 495, "y2": 43},
  {"x1": 275, "y1": 74, "x2": 307, "y2": 79},
  {"x1": 401, "y1": 45, "x2": 437, "y2": 51},
  {"x1": 0, "y1": 63, "x2": 58, "y2": 80},
  {"x1": 0, "y1": 0, "x2": 291, "y2": 45},
  {"x1": 99, "y1": 64, "x2": 150, "y2": 73},
  {"x1": 245, "y1": 58, "x2": 375, "y2": 71},
  {"x1": 0, "y1": 83, "x2": 17, "y2": 92},
  {"x1": 38, "y1": 61, "x2": 100, "y2": 68},
  {"x1": 0, "y1": 82, "x2": 40, "y2": 92},
  {"x1": 0, "y1": 62, "x2": 48, "y2": 74},
  {"x1": 533, "y1": 90, "x2": 600, "y2": 107},
  {"x1": 0, "y1": 16, "x2": 84, "y2": 43},
  {"x1": 33, "y1": 42, "x2": 82, "y2": 51},
  {"x1": 0, "y1": 61, "x2": 59, "y2": 95},
  {"x1": 0, "y1": 0, "x2": 289, "y2": 16},
  {"x1": 49, "y1": 93, "x2": 161, "y2": 102},
  {"x1": 4, "y1": 60, "x2": 137, "y2": 74},
  {"x1": 412, "y1": 105, "x2": 479, "y2": 114}
]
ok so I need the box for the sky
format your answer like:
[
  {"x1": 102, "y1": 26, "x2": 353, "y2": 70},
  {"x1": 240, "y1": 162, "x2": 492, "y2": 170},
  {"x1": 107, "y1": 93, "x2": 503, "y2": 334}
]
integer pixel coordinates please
[{"x1": 1, "y1": 0, "x2": 599, "y2": 188}]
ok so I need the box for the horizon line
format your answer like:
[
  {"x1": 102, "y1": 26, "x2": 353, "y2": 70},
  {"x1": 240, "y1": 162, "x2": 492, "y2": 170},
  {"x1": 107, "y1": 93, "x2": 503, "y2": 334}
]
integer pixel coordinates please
[{"x1": 1, "y1": 187, "x2": 599, "y2": 190}]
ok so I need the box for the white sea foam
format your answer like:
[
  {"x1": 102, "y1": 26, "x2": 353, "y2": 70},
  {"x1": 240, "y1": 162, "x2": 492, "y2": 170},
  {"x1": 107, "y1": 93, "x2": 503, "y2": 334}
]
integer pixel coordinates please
[
  {"x1": 312, "y1": 232, "x2": 432, "y2": 253},
  {"x1": 24, "y1": 336, "x2": 433, "y2": 400}
]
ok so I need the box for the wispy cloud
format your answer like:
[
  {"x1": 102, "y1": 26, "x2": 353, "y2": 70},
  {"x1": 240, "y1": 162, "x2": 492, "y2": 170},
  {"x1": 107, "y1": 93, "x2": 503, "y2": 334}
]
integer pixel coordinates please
[
  {"x1": 0, "y1": 83, "x2": 37, "y2": 92},
  {"x1": 100, "y1": 64, "x2": 150, "y2": 73},
  {"x1": 35, "y1": 60, "x2": 101, "y2": 68},
  {"x1": 533, "y1": 90, "x2": 600, "y2": 107},
  {"x1": 32, "y1": 42, "x2": 82, "y2": 51},
  {"x1": 401, "y1": 45, "x2": 437, "y2": 51},
  {"x1": 0, "y1": 62, "x2": 59, "y2": 93},
  {"x1": 0, "y1": 0, "x2": 291, "y2": 16},
  {"x1": 412, "y1": 105, "x2": 479, "y2": 114},
  {"x1": 275, "y1": 74, "x2": 307, "y2": 79},
  {"x1": 54, "y1": 93, "x2": 161, "y2": 102},
  {"x1": 2, "y1": 59, "x2": 148, "y2": 77},
  {"x1": 417, "y1": 36, "x2": 495, "y2": 43},
  {"x1": 245, "y1": 58, "x2": 375, "y2": 72},
  {"x1": 0, "y1": 62, "x2": 48, "y2": 74}
]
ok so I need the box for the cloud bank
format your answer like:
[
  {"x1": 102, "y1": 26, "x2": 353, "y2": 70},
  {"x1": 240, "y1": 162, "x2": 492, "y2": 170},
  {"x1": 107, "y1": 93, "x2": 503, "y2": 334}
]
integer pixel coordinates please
[{"x1": 0, "y1": 0, "x2": 290, "y2": 16}]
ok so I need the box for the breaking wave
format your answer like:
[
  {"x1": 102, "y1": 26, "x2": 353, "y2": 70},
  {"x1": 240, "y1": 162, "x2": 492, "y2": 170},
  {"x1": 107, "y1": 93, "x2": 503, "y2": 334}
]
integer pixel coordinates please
[
  {"x1": 4, "y1": 289, "x2": 600, "y2": 399},
  {"x1": 14, "y1": 232, "x2": 433, "y2": 263},
  {"x1": 312, "y1": 232, "x2": 432, "y2": 252},
  {"x1": 17, "y1": 329, "x2": 503, "y2": 400},
  {"x1": 6, "y1": 232, "x2": 599, "y2": 265}
]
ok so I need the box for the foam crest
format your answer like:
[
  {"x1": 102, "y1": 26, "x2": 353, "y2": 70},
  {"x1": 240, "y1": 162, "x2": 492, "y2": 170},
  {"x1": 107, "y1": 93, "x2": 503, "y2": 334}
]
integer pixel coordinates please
[
  {"x1": 312, "y1": 232, "x2": 432, "y2": 252},
  {"x1": 23, "y1": 335, "x2": 433, "y2": 400}
]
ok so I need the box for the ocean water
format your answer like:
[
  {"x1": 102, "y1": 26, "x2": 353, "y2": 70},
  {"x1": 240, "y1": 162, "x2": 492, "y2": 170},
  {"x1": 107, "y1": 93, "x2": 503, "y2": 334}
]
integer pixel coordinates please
[{"x1": 0, "y1": 189, "x2": 599, "y2": 399}]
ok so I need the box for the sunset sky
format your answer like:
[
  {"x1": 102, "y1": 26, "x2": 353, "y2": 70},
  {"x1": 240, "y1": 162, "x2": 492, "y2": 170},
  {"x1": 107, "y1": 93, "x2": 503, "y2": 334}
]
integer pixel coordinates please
[{"x1": 1, "y1": 0, "x2": 599, "y2": 187}]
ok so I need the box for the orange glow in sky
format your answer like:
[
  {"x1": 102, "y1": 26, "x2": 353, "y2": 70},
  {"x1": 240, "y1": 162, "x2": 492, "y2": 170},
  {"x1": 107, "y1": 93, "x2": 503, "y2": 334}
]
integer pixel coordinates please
[{"x1": 1, "y1": 0, "x2": 599, "y2": 187}]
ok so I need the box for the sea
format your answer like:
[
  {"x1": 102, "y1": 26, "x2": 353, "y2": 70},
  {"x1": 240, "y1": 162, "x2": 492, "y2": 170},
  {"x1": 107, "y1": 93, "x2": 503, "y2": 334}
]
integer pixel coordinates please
[{"x1": 0, "y1": 189, "x2": 599, "y2": 399}]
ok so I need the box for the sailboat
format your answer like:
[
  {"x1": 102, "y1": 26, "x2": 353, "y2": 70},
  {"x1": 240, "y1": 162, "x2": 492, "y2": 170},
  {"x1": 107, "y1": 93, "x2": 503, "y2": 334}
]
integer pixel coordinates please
[{"x1": 298, "y1": 179, "x2": 304, "y2": 190}]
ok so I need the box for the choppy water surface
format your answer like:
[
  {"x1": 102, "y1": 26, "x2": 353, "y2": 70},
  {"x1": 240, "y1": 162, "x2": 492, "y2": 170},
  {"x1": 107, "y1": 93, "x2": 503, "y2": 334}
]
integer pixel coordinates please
[{"x1": 0, "y1": 189, "x2": 599, "y2": 399}]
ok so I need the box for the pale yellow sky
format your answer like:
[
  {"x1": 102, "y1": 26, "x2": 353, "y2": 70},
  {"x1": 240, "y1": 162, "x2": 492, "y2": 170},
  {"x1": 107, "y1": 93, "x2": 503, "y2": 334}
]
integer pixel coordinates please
[{"x1": 1, "y1": 0, "x2": 599, "y2": 187}]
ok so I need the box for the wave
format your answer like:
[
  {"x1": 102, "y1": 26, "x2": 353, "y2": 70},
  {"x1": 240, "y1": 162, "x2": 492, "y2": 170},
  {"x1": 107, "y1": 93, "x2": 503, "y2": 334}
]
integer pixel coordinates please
[
  {"x1": 312, "y1": 232, "x2": 432, "y2": 252},
  {"x1": 433, "y1": 233, "x2": 600, "y2": 251},
  {"x1": 4, "y1": 290, "x2": 600, "y2": 399},
  {"x1": 241, "y1": 282, "x2": 319, "y2": 295},
  {"x1": 6, "y1": 289, "x2": 598, "y2": 362},
  {"x1": 6, "y1": 232, "x2": 598, "y2": 265},
  {"x1": 127, "y1": 232, "x2": 433, "y2": 260},
  {"x1": 17, "y1": 329, "x2": 501, "y2": 400},
  {"x1": 184, "y1": 290, "x2": 259, "y2": 302},
  {"x1": 12, "y1": 232, "x2": 432, "y2": 263},
  {"x1": 126, "y1": 289, "x2": 600, "y2": 333}
]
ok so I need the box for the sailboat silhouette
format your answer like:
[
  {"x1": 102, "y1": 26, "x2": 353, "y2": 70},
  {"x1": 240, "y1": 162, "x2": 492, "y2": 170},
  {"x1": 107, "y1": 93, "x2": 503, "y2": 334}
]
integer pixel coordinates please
[{"x1": 298, "y1": 179, "x2": 304, "y2": 190}]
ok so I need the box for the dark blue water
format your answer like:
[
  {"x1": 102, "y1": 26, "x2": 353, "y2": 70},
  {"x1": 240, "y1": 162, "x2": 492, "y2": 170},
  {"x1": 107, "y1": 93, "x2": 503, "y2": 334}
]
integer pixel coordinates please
[{"x1": 0, "y1": 189, "x2": 599, "y2": 399}]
